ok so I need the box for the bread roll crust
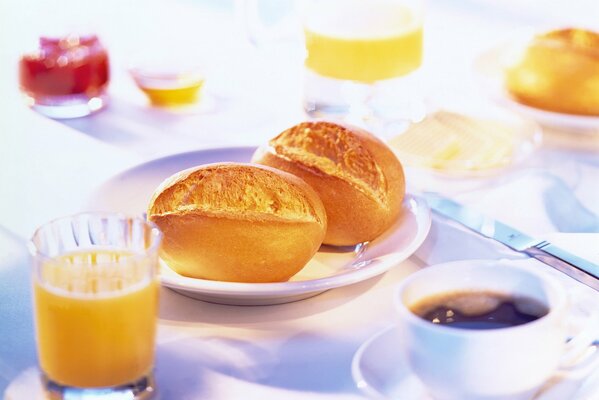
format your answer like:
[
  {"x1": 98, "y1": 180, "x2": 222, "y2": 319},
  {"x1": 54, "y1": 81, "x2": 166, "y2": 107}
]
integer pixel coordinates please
[
  {"x1": 147, "y1": 163, "x2": 327, "y2": 282},
  {"x1": 253, "y1": 121, "x2": 405, "y2": 246},
  {"x1": 505, "y1": 28, "x2": 599, "y2": 116}
]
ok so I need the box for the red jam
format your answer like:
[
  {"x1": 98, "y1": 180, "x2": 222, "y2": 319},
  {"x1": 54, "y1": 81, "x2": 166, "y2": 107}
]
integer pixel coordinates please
[{"x1": 19, "y1": 35, "x2": 109, "y2": 98}]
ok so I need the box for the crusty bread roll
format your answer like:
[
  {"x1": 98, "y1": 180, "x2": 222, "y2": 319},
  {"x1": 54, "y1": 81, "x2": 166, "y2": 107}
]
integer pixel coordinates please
[
  {"x1": 147, "y1": 163, "x2": 327, "y2": 283},
  {"x1": 505, "y1": 28, "x2": 599, "y2": 116},
  {"x1": 252, "y1": 121, "x2": 405, "y2": 246}
]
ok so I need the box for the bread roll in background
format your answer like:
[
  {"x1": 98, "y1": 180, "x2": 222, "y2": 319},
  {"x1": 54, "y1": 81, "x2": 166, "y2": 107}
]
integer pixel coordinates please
[
  {"x1": 505, "y1": 28, "x2": 599, "y2": 116},
  {"x1": 147, "y1": 163, "x2": 327, "y2": 283},
  {"x1": 252, "y1": 121, "x2": 405, "y2": 246}
]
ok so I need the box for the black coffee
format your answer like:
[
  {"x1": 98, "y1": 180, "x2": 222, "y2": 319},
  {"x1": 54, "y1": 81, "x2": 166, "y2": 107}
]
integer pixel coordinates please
[{"x1": 410, "y1": 291, "x2": 549, "y2": 330}]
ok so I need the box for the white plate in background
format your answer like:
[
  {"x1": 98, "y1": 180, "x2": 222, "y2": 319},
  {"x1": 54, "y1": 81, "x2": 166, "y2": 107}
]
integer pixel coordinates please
[{"x1": 474, "y1": 41, "x2": 599, "y2": 133}]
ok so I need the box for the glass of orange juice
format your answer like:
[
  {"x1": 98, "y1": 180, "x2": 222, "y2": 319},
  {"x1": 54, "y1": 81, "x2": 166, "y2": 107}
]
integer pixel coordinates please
[
  {"x1": 240, "y1": 0, "x2": 424, "y2": 123},
  {"x1": 303, "y1": 0, "x2": 423, "y2": 119},
  {"x1": 29, "y1": 213, "x2": 162, "y2": 399}
]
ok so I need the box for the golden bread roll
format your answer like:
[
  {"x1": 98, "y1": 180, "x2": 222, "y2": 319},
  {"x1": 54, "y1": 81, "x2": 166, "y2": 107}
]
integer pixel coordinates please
[
  {"x1": 252, "y1": 121, "x2": 405, "y2": 246},
  {"x1": 505, "y1": 28, "x2": 599, "y2": 116},
  {"x1": 147, "y1": 163, "x2": 327, "y2": 283}
]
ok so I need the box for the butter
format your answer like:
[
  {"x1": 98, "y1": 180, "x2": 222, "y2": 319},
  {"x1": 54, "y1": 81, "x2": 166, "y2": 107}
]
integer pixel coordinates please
[{"x1": 389, "y1": 111, "x2": 515, "y2": 171}]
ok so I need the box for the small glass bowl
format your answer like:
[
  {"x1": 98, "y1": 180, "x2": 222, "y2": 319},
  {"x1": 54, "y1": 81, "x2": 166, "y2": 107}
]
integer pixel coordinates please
[{"x1": 129, "y1": 66, "x2": 205, "y2": 108}]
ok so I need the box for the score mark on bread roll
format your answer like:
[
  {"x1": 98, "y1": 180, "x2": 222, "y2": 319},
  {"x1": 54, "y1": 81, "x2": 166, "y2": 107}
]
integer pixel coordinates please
[
  {"x1": 147, "y1": 163, "x2": 327, "y2": 283},
  {"x1": 253, "y1": 121, "x2": 405, "y2": 246}
]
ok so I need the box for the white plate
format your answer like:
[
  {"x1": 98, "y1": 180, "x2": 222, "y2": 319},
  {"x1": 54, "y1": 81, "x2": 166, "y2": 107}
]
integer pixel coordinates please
[
  {"x1": 474, "y1": 42, "x2": 599, "y2": 133},
  {"x1": 352, "y1": 326, "x2": 599, "y2": 400},
  {"x1": 87, "y1": 147, "x2": 431, "y2": 305}
]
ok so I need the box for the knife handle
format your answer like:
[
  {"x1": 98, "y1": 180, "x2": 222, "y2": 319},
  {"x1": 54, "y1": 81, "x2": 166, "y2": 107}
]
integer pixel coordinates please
[{"x1": 526, "y1": 242, "x2": 599, "y2": 291}]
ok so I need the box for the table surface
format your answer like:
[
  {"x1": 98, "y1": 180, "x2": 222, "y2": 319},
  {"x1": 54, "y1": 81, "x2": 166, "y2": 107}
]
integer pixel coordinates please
[{"x1": 1, "y1": 0, "x2": 598, "y2": 399}]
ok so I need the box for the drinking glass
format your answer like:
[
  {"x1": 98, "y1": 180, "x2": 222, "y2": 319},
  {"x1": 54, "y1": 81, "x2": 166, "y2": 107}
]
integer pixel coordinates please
[
  {"x1": 240, "y1": 0, "x2": 425, "y2": 124},
  {"x1": 29, "y1": 213, "x2": 162, "y2": 399}
]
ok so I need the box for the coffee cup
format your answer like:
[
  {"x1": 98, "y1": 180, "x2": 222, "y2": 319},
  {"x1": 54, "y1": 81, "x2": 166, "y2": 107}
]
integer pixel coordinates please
[{"x1": 394, "y1": 259, "x2": 599, "y2": 400}]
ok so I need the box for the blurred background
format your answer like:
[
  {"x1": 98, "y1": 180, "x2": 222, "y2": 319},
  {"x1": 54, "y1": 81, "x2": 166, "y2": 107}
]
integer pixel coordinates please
[
  {"x1": 0, "y1": 0, "x2": 597, "y2": 236},
  {"x1": 1, "y1": 0, "x2": 597, "y2": 148}
]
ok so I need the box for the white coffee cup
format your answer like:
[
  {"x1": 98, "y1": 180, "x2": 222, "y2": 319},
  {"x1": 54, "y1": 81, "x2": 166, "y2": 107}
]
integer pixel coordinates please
[{"x1": 394, "y1": 259, "x2": 599, "y2": 400}]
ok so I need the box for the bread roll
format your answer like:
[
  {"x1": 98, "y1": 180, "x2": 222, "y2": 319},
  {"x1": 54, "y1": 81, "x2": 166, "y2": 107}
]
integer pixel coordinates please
[
  {"x1": 505, "y1": 28, "x2": 599, "y2": 116},
  {"x1": 147, "y1": 163, "x2": 327, "y2": 283},
  {"x1": 252, "y1": 121, "x2": 405, "y2": 246}
]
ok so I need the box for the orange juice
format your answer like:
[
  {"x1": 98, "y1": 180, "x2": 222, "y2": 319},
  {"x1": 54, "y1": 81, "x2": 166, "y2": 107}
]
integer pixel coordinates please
[
  {"x1": 304, "y1": 0, "x2": 423, "y2": 82},
  {"x1": 33, "y1": 250, "x2": 158, "y2": 388}
]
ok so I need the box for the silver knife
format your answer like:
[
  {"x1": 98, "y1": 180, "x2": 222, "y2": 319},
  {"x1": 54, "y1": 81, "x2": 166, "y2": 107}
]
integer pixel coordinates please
[{"x1": 422, "y1": 192, "x2": 599, "y2": 291}]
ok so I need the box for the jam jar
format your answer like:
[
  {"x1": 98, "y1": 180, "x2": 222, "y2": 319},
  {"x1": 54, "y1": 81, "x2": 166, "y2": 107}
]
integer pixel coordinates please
[{"x1": 19, "y1": 34, "x2": 110, "y2": 118}]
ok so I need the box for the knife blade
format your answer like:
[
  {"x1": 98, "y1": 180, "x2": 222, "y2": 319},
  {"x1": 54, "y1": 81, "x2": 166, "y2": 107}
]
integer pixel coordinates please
[{"x1": 422, "y1": 192, "x2": 599, "y2": 291}]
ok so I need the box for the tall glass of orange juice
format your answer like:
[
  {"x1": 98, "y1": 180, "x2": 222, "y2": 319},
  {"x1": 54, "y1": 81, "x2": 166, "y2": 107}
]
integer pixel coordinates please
[
  {"x1": 238, "y1": 0, "x2": 424, "y2": 124},
  {"x1": 29, "y1": 213, "x2": 162, "y2": 399},
  {"x1": 302, "y1": 0, "x2": 424, "y2": 121}
]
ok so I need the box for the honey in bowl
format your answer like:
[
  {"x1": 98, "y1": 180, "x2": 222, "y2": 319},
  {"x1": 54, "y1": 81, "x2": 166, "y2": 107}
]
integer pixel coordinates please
[{"x1": 130, "y1": 68, "x2": 205, "y2": 107}]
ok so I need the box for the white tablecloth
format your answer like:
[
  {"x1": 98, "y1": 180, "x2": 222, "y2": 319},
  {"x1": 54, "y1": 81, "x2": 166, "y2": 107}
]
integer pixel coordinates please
[{"x1": 1, "y1": 1, "x2": 598, "y2": 399}]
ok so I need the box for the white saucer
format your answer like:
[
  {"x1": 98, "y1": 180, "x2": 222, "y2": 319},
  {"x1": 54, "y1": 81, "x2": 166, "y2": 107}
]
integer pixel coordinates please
[
  {"x1": 352, "y1": 326, "x2": 599, "y2": 400},
  {"x1": 3, "y1": 367, "x2": 42, "y2": 400},
  {"x1": 474, "y1": 42, "x2": 599, "y2": 133},
  {"x1": 352, "y1": 326, "x2": 431, "y2": 400},
  {"x1": 86, "y1": 147, "x2": 431, "y2": 305}
]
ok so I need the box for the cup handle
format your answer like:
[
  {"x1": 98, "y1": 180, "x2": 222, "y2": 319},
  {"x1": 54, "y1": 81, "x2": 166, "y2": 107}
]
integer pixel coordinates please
[
  {"x1": 532, "y1": 344, "x2": 598, "y2": 400},
  {"x1": 531, "y1": 302, "x2": 599, "y2": 400},
  {"x1": 557, "y1": 342, "x2": 599, "y2": 380},
  {"x1": 556, "y1": 293, "x2": 599, "y2": 376}
]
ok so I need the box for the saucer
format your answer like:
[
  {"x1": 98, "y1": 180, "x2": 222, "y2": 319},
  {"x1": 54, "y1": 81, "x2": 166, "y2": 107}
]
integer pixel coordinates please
[
  {"x1": 352, "y1": 325, "x2": 432, "y2": 400},
  {"x1": 352, "y1": 326, "x2": 599, "y2": 400}
]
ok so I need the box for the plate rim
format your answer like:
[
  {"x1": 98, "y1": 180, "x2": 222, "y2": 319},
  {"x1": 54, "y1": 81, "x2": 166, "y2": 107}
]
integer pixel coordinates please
[{"x1": 89, "y1": 145, "x2": 258, "y2": 195}]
